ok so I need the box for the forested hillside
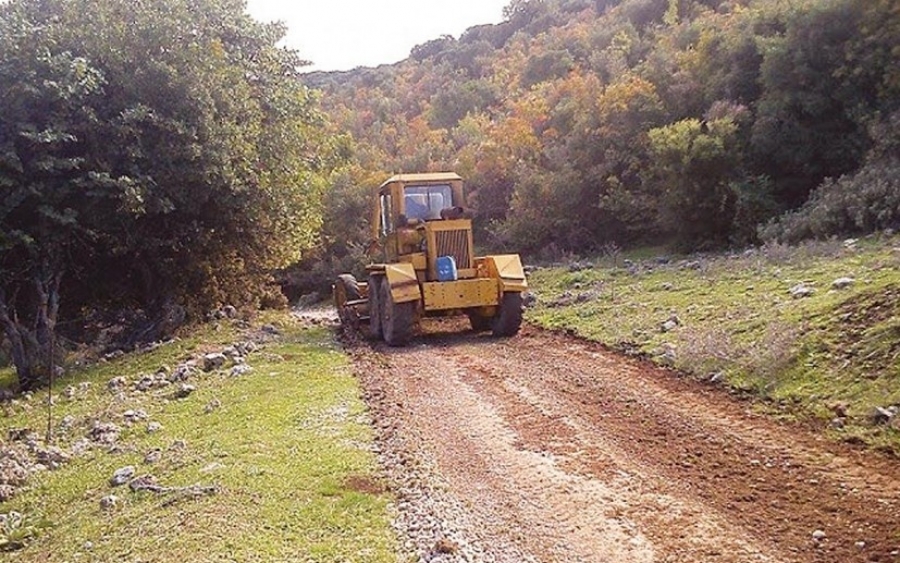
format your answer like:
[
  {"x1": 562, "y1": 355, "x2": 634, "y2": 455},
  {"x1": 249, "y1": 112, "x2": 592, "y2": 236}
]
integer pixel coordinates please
[{"x1": 305, "y1": 0, "x2": 899, "y2": 270}]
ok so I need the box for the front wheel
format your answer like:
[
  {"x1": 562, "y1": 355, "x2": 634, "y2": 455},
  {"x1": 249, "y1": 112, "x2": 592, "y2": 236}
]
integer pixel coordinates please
[
  {"x1": 380, "y1": 279, "x2": 415, "y2": 346},
  {"x1": 492, "y1": 292, "x2": 523, "y2": 337},
  {"x1": 367, "y1": 274, "x2": 384, "y2": 340},
  {"x1": 468, "y1": 312, "x2": 492, "y2": 332}
]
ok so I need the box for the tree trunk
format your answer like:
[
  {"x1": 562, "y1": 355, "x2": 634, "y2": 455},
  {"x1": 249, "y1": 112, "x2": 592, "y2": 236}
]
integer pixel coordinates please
[{"x1": 0, "y1": 268, "x2": 63, "y2": 392}]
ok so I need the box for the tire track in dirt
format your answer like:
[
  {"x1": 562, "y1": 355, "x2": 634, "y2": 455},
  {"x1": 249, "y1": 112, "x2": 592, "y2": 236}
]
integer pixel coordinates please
[{"x1": 348, "y1": 320, "x2": 900, "y2": 563}]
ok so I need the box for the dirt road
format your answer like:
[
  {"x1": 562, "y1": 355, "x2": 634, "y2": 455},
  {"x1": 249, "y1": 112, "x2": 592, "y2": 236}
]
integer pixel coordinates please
[{"x1": 345, "y1": 319, "x2": 900, "y2": 563}]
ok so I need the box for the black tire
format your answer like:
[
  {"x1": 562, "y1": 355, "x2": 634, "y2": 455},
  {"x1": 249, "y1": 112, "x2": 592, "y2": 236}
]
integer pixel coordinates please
[
  {"x1": 492, "y1": 292, "x2": 523, "y2": 337},
  {"x1": 468, "y1": 312, "x2": 492, "y2": 332},
  {"x1": 367, "y1": 274, "x2": 383, "y2": 340},
  {"x1": 380, "y1": 278, "x2": 415, "y2": 346}
]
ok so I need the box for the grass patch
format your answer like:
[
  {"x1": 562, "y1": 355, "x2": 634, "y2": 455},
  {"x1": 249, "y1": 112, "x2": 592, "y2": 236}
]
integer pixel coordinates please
[
  {"x1": 527, "y1": 236, "x2": 900, "y2": 452},
  {"x1": 1, "y1": 312, "x2": 397, "y2": 561}
]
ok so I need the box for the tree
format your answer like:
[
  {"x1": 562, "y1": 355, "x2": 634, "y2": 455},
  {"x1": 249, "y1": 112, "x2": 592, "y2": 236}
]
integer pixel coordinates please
[
  {"x1": 0, "y1": 11, "x2": 112, "y2": 390},
  {"x1": 0, "y1": 0, "x2": 337, "y2": 389},
  {"x1": 751, "y1": 0, "x2": 869, "y2": 208},
  {"x1": 647, "y1": 113, "x2": 743, "y2": 248}
]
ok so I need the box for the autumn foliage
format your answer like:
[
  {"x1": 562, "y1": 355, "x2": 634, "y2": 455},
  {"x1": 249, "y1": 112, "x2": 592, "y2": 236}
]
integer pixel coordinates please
[{"x1": 307, "y1": 0, "x2": 900, "y2": 258}]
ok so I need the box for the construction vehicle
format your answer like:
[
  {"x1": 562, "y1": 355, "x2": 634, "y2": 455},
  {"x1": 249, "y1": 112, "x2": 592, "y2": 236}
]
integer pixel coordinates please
[{"x1": 332, "y1": 172, "x2": 527, "y2": 346}]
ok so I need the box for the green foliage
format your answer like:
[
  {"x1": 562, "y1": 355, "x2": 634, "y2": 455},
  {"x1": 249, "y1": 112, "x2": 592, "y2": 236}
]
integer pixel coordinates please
[
  {"x1": 648, "y1": 114, "x2": 742, "y2": 248},
  {"x1": 760, "y1": 159, "x2": 900, "y2": 244},
  {"x1": 521, "y1": 49, "x2": 576, "y2": 87},
  {"x1": 761, "y1": 111, "x2": 900, "y2": 243},
  {"x1": 0, "y1": 510, "x2": 52, "y2": 552},
  {"x1": 280, "y1": 166, "x2": 380, "y2": 299},
  {"x1": 751, "y1": 0, "x2": 869, "y2": 207},
  {"x1": 0, "y1": 0, "x2": 340, "y2": 325},
  {"x1": 429, "y1": 79, "x2": 499, "y2": 129},
  {"x1": 498, "y1": 167, "x2": 588, "y2": 252},
  {"x1": 729, "y1": 174, "x2": 779, "y2": 246},
  {"x1": 0, "y1": 313, "x2": 397, "y2": 560}
]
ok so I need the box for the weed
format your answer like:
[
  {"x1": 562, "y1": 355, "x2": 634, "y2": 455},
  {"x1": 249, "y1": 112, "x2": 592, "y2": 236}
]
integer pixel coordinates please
[
  {"x1": 738, "y1": 321, "x2": 801, "y2": 394},
  {"x1": 0, "y1": 511, "x2": 51, "y2": 552},
  {"x1": 675, "y1": 326, "x2": 740, "y2": 376}
]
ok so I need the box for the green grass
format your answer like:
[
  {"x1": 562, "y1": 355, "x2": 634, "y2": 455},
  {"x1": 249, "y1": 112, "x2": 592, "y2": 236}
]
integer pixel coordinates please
[
  {"x1": 527, "y1": 236, "x2": 900, "y2": 453},
  {"x1": 1, "y1": 313, "x2": 397, "y2": 562}
]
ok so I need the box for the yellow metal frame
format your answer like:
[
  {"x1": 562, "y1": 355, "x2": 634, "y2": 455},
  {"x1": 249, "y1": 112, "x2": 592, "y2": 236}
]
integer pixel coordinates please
[
  {"x1": 422, "y1": 278, "x2": 500, "y2": 311},
  {"x1": 478, "y1": 255, "x2": 528, "y2": 292},
  {"x1": 383, "y1": 263, "x2": 421, "y2": 303},
  {"x1": 400, "y1": 252, "x2": 427, "y2": 272}
]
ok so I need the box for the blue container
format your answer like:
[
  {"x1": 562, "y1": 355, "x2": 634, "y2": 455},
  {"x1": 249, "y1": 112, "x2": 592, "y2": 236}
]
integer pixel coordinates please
[{"x1": 436, "y1": 256, "x2": 458, "y2": 282}]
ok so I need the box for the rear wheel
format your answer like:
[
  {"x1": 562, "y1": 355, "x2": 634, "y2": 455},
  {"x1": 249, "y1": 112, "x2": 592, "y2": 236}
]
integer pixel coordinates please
[
  {"x1": 492, "y1": 292, "x2": 523, "y2": 337},
  {"x1": 380, "y1": 279, "x2": 415, "y2": 346},
  {"x1": 367, "y1": 274, "x2": 383, "y2": 340}
]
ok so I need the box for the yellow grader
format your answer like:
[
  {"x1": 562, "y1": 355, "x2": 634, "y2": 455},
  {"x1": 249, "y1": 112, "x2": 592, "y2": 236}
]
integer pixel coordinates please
[{"x1": 333, "y1": 172, "x2": 527, "y2": 346}]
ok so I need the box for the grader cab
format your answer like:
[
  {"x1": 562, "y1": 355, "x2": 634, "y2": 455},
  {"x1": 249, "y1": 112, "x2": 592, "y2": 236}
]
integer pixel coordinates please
[{"x1": 332, "y1": 172, "x2": 527, "y2": 346}]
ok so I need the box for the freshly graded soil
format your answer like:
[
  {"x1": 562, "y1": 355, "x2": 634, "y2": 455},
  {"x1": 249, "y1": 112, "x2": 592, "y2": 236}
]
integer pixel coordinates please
[{"x1": 346, "y1": 319, "x2": 900, "y2": 563}]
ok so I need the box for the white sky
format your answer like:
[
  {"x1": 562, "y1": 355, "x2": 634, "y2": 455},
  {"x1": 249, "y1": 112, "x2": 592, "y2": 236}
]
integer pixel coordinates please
[{"x1": 245, "y1": 0, "x2": 511, "y2": 72}]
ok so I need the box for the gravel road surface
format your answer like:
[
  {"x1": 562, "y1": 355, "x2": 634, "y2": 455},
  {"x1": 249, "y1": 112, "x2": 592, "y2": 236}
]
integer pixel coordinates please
[{"x1": 343, "y1": 319, "x2": 900, "y2": 563}]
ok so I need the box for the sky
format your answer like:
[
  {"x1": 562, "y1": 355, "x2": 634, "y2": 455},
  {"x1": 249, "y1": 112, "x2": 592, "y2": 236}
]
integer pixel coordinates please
[{"x1": 245, "y1": 0, "x2": 512, "y2": 72}]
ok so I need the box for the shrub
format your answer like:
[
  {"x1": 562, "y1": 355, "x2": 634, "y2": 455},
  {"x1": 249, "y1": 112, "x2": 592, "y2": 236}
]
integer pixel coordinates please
[
  {"x1": 675, "y1": 325, "x2": 740, "y2": 376},
  {"x1": 762, "y1": 112, "x2": 900, "y2": 244},
  {"x1": 760, "y1": 158, "x2": 900, "y2": 243}
]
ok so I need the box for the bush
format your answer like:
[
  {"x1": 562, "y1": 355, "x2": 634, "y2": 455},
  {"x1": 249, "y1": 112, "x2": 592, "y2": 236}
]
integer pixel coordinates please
[
  {"x1": 762, "y1": 112, "x2": 900, "y2": 243},
  {"x1": 760, "y1": 158, "x2": 900, "y2": 244},
  {"x1": 278, "y1": 244, "x2": 369, "y2": 303}
]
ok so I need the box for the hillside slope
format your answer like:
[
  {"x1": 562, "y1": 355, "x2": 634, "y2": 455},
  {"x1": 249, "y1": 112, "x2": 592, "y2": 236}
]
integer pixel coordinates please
[
  {"x1": 306, "y1": 0, "x2": 899, "y2": 261},
  {"x1": 527, "y1": 236, "x2": 900, "y2": 453}
]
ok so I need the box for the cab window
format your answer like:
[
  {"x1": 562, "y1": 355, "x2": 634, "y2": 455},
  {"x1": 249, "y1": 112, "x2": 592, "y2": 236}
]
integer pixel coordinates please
[
  {"x1": 380, "y1": 193, "x2": 393, "y2": 236},
  {"x1": 404, "y1": 184, "x2": 451, "y2": 221}
]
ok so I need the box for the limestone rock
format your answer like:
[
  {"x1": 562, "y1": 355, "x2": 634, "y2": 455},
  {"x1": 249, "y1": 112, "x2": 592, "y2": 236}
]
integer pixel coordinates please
[
  {"x1": 107, "y1": 377, "x2": 127, "y2": 391},
  {"x1": 871, "y1": 406, "x2": 898, "y2": 425},
  {"x1": 789, "y1": 284, "x2": 815, "y2": 299},
  {"x1": 204, "y1": 398, "x2": 222, "y2": 413},
  {"x1": 100, "y1": 494, "x2": 119, "y2": 510},
  {"x1": 832, "y1": 277, "x2": 855, "y2": 290},
  {"x1": 260, "y1": 324, "x2": 280, "y2": 336},
  {"x1": 230, "y1": 364, "x2": 253, "y2": 377},
  {"x1": 88, "y1": 422, "x2": 121, "y2": 444},
  {"x1": 168, "y1": 363, "x2": 198, "y2": 382},
  {"x1": 123, "y1": 409, "x2": 148, "y2": 423},
  {"x1": 110, "y1": 466, "x2": 135, "y2": 487},
  {"x1": 175, "y1": 383, "x2": 196, "y2": 399},
  {"x1": 0, "y1": 484, "x2": 15, "y2": 502},
  {"x1": 203, "y1": 353, "x2": 227, "y2": 372},
  {"x1": 143, "y1": 449, "x2": 162, "y2": 464}
]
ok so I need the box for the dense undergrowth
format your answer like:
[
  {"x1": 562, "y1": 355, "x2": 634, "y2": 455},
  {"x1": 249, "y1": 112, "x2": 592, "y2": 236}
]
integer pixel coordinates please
[
  {"x1": 526, "y1": 235, "x2": 900, "y2": 454},
  {"x1": 0, "y1": 312, "x2": 396, "y2": 561}
]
